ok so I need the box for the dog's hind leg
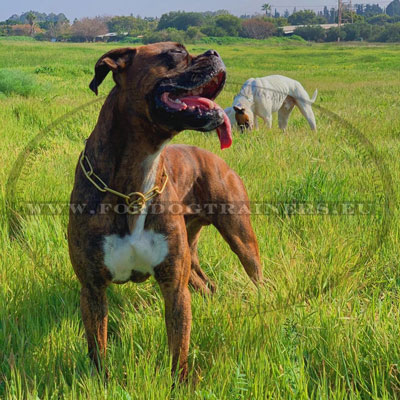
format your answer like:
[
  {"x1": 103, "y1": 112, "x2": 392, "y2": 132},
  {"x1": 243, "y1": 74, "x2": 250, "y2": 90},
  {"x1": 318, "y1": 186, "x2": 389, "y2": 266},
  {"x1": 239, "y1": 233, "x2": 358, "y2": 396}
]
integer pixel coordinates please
[
  {"x1": 278, "y1": 96, "x2": 296, "y2": 131},
  {"x1": 80, "y1": 283, "x2": 109, "y2": 373},
  {"x1": 212, "y1": 212, "x2": 263, "y2": 286},
  {"x1": 187, "y1": 219, "x2": 216, "y2": 294}
]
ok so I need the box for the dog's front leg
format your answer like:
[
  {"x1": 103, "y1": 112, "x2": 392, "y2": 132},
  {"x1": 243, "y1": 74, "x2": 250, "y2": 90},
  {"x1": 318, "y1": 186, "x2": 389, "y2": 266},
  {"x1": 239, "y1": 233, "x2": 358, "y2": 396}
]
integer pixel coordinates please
[
  {"x1": 156, "y1": 249, "x2": 192, "y2": 382},
  {"x1": 80, "y1": 284, "x2": 109, "y2": 374}
]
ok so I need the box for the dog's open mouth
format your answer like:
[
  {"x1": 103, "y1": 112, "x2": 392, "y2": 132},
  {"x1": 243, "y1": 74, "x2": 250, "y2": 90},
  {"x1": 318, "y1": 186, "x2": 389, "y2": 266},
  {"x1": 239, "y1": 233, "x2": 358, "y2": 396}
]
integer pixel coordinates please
[{"x1": 156, "y1": 70, "x2": 232, "y2": 149}]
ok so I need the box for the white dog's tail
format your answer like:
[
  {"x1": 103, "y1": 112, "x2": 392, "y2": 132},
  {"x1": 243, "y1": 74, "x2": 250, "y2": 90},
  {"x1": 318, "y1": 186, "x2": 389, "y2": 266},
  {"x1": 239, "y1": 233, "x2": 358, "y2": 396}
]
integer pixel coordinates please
[{"x1": 310, "y1": 89, "x2": 318, "y2": 103}]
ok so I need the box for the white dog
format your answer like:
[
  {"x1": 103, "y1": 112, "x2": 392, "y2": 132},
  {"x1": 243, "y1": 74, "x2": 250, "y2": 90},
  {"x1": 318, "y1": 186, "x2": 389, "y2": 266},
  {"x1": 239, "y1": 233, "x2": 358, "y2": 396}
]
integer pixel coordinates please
[{"x1": 225, "y1": 75, "x2": 318, "y2": 132}]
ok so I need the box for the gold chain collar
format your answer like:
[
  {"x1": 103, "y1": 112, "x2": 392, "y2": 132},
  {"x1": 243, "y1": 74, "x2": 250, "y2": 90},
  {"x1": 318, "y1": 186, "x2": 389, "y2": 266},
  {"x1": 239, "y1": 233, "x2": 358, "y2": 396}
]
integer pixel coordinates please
[{"x1": 79, "y1": 141, "x2": 169, "y2": 215}]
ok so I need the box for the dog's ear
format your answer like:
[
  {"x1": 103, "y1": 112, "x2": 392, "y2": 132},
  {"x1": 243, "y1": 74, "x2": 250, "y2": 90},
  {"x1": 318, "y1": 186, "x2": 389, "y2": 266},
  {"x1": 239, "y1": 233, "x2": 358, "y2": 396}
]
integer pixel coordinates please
[
  {"x1": 89, "y1": 47, "x2": 137, "y2": 95},
  {"x1": 233, "y1": 106, "x2": 245, "y2": 114}
]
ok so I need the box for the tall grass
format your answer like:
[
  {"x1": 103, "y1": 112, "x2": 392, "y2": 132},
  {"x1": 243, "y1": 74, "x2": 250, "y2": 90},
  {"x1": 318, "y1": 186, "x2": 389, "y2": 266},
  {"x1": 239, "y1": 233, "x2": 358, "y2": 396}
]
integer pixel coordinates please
[
  {"x1": 0, "y1": 69, "x2": 42, "y2": 97},
  {"x1": 1, "y1": 39, "x2": 400, "y2": 398}
]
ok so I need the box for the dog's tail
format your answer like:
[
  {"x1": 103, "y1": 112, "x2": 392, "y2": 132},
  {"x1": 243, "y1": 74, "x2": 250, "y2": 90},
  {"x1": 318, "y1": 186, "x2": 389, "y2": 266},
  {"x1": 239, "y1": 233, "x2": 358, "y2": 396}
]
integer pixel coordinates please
[{"x1": 310, "y1": 89, "x2": 318, "y2": 103}]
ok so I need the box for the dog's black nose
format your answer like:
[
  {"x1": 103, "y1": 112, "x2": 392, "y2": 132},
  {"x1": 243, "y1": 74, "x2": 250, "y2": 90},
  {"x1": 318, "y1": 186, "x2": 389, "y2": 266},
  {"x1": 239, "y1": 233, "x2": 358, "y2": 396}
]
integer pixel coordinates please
[{"x1": 204, "y1": 50, "x2": 220, "y2": 58}]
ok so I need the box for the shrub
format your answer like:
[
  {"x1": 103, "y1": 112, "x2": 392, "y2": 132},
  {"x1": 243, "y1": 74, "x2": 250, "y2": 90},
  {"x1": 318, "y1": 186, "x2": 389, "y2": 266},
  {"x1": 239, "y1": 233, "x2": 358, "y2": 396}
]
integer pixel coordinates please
[
  {"x1": 214, "y1": 15, "x2": 242, "y2": 36},
  {"x1": 325, "y1": 27, "x2": 346, "y2": 42},
  {"x1": 142, "y1": 28, "x2": 186, "y2": 44},
  {"x1": 70, "y1": 17, "x2": 108, "y2": 41},
  {"x1": 0, "y1": 35, "x2": 35, "y2": 41},
  {"x1": 0, "y1": 69, "x2": 41, "y2": 97},
  {"x1": 185, "y1": 26, "x2": 205, "y2": 42},
  {"x1": 366, "y1": 14, "x2": 392, "y2": 25},
  {"x1": 157, "y1": 11, "x2": 205, "y2": 31},
  {"x1": 240, "y1": 18, "x2": 276, "y2": 39},
  {"x1": 200, "y1": 25, "x2": 227, "y2": 37},
  {"x1": 288, "y1": 10, "x2": 326, "y2": 25},
  {"x1": 374, "y1": 22, "x2": 400, "y2": 41},
  {"x1": 119, "y1": 36, "x2": 143, "y2": 44},
  {"x1": 10, "y1": 24, "x2": 44, "y2": 36},
  {"x1": 293, "y1": 25, "x2": 326, "y2": 41}
]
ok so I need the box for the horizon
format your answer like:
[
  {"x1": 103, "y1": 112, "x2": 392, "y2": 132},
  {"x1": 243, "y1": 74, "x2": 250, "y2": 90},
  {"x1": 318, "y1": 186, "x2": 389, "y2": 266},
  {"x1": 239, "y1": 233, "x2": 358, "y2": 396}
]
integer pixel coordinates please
[{"x1": 0, "y1": 1, "x2": 393, "y2": 22}]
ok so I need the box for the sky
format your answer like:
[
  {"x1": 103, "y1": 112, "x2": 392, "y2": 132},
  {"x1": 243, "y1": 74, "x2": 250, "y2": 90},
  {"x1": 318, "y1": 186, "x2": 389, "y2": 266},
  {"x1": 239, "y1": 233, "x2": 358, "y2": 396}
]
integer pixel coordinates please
[{"x1": 0, "y1": 0, "x2": 392, "y2": 21}]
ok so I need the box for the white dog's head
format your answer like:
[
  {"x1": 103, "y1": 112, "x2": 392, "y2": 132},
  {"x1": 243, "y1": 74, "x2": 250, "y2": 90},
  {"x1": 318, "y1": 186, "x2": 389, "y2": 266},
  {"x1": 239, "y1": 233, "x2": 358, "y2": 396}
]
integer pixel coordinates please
[{"x1": 233, "y1": 95, "x2": 254, "y2": 132}]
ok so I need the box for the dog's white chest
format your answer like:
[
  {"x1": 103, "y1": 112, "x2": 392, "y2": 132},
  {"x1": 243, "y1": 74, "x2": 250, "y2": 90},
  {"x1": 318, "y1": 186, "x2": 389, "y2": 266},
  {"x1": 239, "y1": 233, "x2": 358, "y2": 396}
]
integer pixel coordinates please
[
  {"x1": 103, "y1": 228, "x2": 168, "y2": 282},
  {"x1": 101, "y1": 149, "x2": 169, "y2": 282}
]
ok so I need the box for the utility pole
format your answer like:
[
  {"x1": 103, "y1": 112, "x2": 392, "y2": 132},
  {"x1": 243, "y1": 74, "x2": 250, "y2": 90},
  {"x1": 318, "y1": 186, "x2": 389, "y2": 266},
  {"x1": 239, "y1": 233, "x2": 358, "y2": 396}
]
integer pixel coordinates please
[{"x1": 338, "y1": 0, "x2": 342, "y2": 42}]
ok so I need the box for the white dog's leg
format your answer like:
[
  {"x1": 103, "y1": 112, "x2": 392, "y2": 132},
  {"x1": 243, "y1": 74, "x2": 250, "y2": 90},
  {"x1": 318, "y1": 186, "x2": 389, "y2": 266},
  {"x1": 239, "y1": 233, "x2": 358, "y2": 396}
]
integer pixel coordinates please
[
  {"x1": 295, "y1": 100, "x2": 317, "y2": 131},
  {"x1": 254, "y1": 117, "x2": 259, "y2": 129},
  {"x1": 264, "y1": 117, "x2": 272, "y2": 129},
  {"x1": 257, "y1": 109, "x2": 272, "y2": 129},
  {"x1": 278, "y1": 96, "x2": 295, "y2": 131}
]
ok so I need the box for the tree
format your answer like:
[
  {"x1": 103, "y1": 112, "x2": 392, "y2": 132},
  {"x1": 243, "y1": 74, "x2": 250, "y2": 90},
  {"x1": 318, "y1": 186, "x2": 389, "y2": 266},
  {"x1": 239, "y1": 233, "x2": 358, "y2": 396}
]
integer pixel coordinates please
[
  {"x1": 47, "y1": 20, "x2": 70, "y2": 39},
  {"x1": 366, "y1": 14, "x2": 391, "y2": 25},
  {"x1": 26, "y1": 11, "x2": 36, "y2": 36},
  {"x1": 71, "y1": 17, "x2": 108, "y2": 41},
  {"x1": 386, "y1": 0, "x2": 400, "y2": 16},
  {"x1": 323, "y1": 6, "x2": 330, "y2": 20},
  {"x1": 157, "y1": 11, "x2": 204, "y2": 31},
  {"x1": 293, "y1": 25, "x2": 326, "y2": 41},
  {"x1": 329, "y1": 8, "x2": 337, "y2": 23},
  {"x1": 241, "y1": 18, "x2": 276, "y2": 39},
  {"x1": 364, "y1": 4, "x2": 384, "y2": 16},
  {"x1": 262, "y1": 3, "x2": 272, "y2": 17},
  {"x1": 143, "y1": 27, "x2": 185, "y2": 44},
  {"x1": 215, "y1": 14, "x2": 242, "y2": 36},
  {"x1": 325, "y1": 26, "x2": 346, "y2": 41},
  {"x1": 107, "y1": 16, "x2": 149, "y2": 35},
  {"x1": 288, "y1": 10, "x2": 322, "y2": 25},
  {"x1": 262, "y1": 16, "x2": 288, "y2": 27},
  {"x1": 186, "y1": 26, "x2": 204, "y2": 41},
  {"x1": 374, "y1": 22, "x2": 400, "y2": 41}
]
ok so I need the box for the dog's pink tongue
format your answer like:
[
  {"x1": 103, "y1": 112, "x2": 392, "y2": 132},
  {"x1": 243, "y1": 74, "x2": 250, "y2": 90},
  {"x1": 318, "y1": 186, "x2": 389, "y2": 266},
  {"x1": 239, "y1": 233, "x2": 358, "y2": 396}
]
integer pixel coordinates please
[
  {"x1": 180, "y1": 96, "x2": 232, "y2": 150},
  {"x1": 216, "y1": 110, "x2": 232, "y2": 150}
]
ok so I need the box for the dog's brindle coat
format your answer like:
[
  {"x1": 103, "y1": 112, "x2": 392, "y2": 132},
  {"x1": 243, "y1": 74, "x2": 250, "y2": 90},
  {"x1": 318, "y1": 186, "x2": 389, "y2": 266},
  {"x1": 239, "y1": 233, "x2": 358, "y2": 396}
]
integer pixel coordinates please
[{"x1": 68, "y1": 42, "x2": 263, "y2": 381}]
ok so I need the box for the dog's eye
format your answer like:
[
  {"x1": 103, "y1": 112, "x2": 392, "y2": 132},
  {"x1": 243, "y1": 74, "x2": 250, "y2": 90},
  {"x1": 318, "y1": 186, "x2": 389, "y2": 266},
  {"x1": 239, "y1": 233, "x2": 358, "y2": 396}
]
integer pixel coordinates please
[
  {"x1": 163, "y1": 49, "x2": 188, "y2": 69},
  {"x1": 167, "y1": 49, "x2": 187, "y2": 60}
]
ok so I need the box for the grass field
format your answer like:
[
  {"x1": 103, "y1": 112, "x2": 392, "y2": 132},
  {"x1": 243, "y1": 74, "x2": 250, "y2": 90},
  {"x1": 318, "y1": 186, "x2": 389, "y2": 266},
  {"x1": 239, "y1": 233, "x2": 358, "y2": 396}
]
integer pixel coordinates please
[{"x1": 1, "y1": 39, "x2": 400, "y2": 398}]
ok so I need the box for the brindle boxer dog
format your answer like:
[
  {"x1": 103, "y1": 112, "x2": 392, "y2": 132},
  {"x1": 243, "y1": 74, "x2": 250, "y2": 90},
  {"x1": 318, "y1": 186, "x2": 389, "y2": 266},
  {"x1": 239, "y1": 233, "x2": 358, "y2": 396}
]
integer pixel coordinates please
[{"x1": 68, "y1": 42, "x2": 263, "y2": 381}]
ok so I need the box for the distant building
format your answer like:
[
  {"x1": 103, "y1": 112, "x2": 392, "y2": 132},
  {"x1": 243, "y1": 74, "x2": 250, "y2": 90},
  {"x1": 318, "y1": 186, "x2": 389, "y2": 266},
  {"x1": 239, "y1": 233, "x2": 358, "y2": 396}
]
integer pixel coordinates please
[
  {"x1": 95, "y1": 32, "x2": 128, "y2": 41},
  {"x1": 283, "y1": 24, "x2": 341, "y2": 35}
]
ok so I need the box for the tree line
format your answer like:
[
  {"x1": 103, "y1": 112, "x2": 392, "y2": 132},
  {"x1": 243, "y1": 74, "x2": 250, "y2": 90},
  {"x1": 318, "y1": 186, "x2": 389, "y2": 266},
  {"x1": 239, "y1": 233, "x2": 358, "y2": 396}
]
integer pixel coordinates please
[{"x1": 2, "y1": 1, "x2": 400, "y2": 43}]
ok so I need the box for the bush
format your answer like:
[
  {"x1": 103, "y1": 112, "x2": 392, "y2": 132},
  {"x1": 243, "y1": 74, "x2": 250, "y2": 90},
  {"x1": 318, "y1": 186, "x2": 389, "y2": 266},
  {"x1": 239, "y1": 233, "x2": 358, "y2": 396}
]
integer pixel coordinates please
[
  {"x1": 0, "y1": 35, "x2": 34, "y2": 41},
  {"x1": 185, "y1": 26, "x2": 205, "y2": 42},
  {"x1": 157, "y1": 11, "x2": 205, "y2": 31},
  {"x1": 366, "y1": 14, "x2": 392, "y2": 25},
  {"x1": 0, "y1": 69, "x2": 42, "y2": 97},
  {"x1": 214, "y1": 15, "x2": 241, "y2": 36},
  {"x1": 119, "y1": 36, "x2": 143, "y2": 44},
  {"x1": 200, "y1": 25, "x2": 227, "y2": 37},
  {"x1": 368, "y1": 24, "x2": 386, "y2": 41},
  {"x1": 293, "y1": 25, "x2": 326, "y2": 41},
  {"x1": 374, "y1": 22, "x2": 400, "y2": 41},
  {"x1": 325, "y1": 27, "x2": 346, "y2": 42},
  {"x1": 142, "y1": 28, "x2": 186, "y2": 44},
  {"x1": 288, "y1": 10, "x2": 326, "y2": 25},
  {"x1": 240, "y1": 18, "x2": 276, "y2": 39}
]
